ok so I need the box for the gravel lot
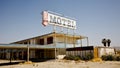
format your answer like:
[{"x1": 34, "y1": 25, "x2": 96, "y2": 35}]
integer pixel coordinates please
[{"x1": 0, "y1": 60, "x2": 120, "y2": 68}]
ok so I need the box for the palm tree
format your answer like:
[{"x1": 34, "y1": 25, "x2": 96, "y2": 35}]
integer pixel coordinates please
[
  {"x1": 107, "y1": 39, "x2": 111, "y2": 47},
  {"x1": 102, "y1": 38, "x2": 107, "y2": 47}
]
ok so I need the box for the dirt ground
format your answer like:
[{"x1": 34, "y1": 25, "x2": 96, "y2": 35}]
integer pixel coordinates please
[{"x1": 0, "y1": 60, "x2": 120, "y2": 68}]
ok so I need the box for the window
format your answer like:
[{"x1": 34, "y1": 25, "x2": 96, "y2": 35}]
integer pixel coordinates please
[
  {"x1": 24, "y1": 42, "x2": 27, "y2": 44},
  {"x1": 47, "y1": 37, "x2": 53, "y2": 44},
  {"x1": 40, "y1": 39, "x2": 44, "y2": 45}
]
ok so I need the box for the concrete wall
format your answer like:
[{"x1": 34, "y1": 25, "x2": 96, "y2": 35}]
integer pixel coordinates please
[{"x1": 97, "y1": 47, "x2": 115, "y2": 57}]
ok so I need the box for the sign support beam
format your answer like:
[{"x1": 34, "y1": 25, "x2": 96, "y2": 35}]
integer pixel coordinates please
[{"x1": 53, "y1": 25, "x2": 57, "y2": 60}]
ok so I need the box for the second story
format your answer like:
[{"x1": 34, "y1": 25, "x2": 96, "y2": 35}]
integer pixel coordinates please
[{"x1": 12, "y1": 32, "x2": 87, "y2": 47}]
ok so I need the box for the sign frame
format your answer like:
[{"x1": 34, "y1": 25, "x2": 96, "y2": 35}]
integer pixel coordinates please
[{"x1": 42, "y1": 11, "x2": 76, "y2": 29}]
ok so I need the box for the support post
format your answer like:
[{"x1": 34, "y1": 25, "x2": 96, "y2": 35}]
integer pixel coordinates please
[
  {"x1": 73, "y1": 29, "x2": 75, "y2": 48},
  {"x1": 80, "y1": 38, "x2": 82, "y2": 47},
  {"x1": 86, "y1": 37, "x2": 89, "y2": 46},
  {"x1": 10, "y1": 49, "x2": 12, "y2": 63},
  {"x1": 27, "y1": 44, "x2": 29, "y2": 62},
  {"x1": 65, "y1": 28, "x2": 69, "y2": 54}
]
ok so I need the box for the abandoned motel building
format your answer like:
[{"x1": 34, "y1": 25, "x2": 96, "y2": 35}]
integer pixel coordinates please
[{"x1": 0, "y1": 32, "x2": 115, "y2": 60}]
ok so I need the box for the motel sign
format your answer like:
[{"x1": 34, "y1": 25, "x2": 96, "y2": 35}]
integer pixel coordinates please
[{"x1": 42, "y1": 11, "x2": 76, "y2": 29}]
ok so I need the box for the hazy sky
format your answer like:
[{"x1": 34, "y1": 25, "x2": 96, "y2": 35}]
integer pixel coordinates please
[{"x1": 0, "y1": 0, "x2": 120, "y2": 47}]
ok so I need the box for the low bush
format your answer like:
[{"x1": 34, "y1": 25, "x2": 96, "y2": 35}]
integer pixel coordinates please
[
  {"x1": 74, "y1": 56, "x2": 80, "y2": 61},
  {"x1": 64, "y1": 53, "x2": 93, "y2": 61},
  {"x1": 64, "y1": 55, "x2": 80, "y2": 61},
  {"x1": 101, "y1": 55, "x2": 120, "y2": 61},
  {"x1": 64, "y1": 55, "x2": 75, "y2": 60},
  {"x1": 86, "y1": 53, "x2": 94, "y2": 60},
  {"x1": 114, "y1": 56, "x2": 120, "y2": 61},
  {"x1": 101, "y1": 55, "x2": 114, "y2": 61},
  {"x1": 80, "y1": 53, "x2": 93, "y2": 60},
  {"x1": 101, "y1": 55, "x2": 108, "y2": 61},
  {"x1": 108, "y1": 55, "x2": 114, "y2": 61}
]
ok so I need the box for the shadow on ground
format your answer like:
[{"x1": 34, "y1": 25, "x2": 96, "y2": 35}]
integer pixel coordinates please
[
  {"x1": 0, "y1": 61, "x2": 24, "y2": 66},
  {"x1": 30, "y1": 58, "x2": 54, "y2": 62}
]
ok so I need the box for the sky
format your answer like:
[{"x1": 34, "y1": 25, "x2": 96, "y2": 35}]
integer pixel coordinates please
[{"x1": 0, "y1": 0, "x2": 120, "y2": 47}]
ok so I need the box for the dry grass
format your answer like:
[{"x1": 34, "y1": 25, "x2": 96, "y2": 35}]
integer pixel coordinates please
[{"x1": 91, "y1": 58, "x2": 102, "y2": 62}]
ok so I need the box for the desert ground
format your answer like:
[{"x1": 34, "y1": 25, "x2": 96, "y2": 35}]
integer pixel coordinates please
[{"x1": 0, "y1": 60, "x2": 120, "y2": 68}]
